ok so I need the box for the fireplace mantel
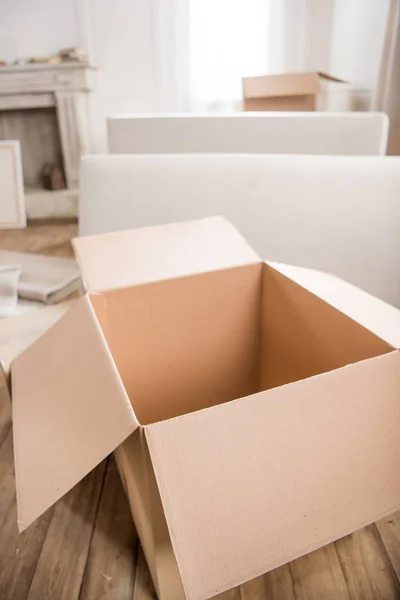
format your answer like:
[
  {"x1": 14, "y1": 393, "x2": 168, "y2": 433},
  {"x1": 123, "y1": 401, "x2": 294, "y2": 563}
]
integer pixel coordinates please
[
  {"x1": 0, "y1": 63, "x2": 95, "y2": 98},
  {"x1": 0, "y1": 62, "x2": 95, "y2": 198}
]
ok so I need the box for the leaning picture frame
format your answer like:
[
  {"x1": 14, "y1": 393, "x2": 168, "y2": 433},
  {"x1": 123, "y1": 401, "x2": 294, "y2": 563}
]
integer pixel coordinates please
[{"x1": 0, "y1": 140, "x2": 26, "y2": 229}]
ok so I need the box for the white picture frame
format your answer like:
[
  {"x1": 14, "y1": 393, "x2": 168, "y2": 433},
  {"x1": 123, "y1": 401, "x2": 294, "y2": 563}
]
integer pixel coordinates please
[{"x1": 0, "y1": 140, "x2": 26, "y2": 229}]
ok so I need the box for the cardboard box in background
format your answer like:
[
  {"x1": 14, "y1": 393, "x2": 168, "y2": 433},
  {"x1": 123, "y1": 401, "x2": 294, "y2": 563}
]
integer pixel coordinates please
[
  {"x1": 9, "y1": 217, "x2": 400, "y2": 600},
  {"x1": 242, "y1": 71, "x2": 352, "y2": 111}
]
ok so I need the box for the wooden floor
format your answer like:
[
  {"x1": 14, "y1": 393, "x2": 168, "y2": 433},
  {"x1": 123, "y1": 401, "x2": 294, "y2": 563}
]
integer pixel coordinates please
[{"x1": 0, "y1": 224, "x2": 400, "y2": 600}]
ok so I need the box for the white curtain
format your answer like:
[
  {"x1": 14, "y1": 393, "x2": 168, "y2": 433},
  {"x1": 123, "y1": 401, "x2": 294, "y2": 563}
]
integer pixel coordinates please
[
  {"x1": 374, "y1": 0, "x2": 400, "y2": 154},
  {"x1": 187, "y1": 0, "x2": 324, "y2": 111},
  {"x1": 187, "y1": 0, "x2": 391, "y2": 112},
  {"x1": 189, "y1": 0, "x2": 270, "y2": 111}
]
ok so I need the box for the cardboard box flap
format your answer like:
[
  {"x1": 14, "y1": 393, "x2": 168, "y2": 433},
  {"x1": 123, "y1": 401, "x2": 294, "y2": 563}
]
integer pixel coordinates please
[
  {"x1": 73, "y1": 216, "x2": 260, "y2": 293},
  {"x1": 12, "y1": 296, "x2": 138, "y2": 532},
  {"x1": 0, "y1": 300, "x2": 74, "y2": 375},
  {"x1": 269, "y1": 262, "x2": 400, "y2": 349},
  {"x1": 242, "y1": 72, "x2": 321, "y2": 99},
  {"x1": 145, "y1": 352, "x2": 400, "y2": 600}
]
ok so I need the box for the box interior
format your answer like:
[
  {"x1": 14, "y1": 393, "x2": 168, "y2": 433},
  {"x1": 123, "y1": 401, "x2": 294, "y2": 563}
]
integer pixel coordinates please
[{"x1": 90, "y1": 263, "x2": 392, "y2": 425}]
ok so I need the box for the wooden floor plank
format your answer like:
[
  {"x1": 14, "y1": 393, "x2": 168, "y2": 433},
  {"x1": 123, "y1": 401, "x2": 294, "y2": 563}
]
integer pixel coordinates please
[
  {"x1": 376, "y1": 511, "x2": 400, "y2": 584},
  {"x1": 132, "y1": 548, "x2": 157, "y2": 600},
  {"x1": 0, "y1": 223, "x2": 400, "y2": 600},
  {"x1": 239, "y1": 576, "x2": 268, "y2": 600},
  {"x1": 0, "y1": 373, "x2": 12, "y2": 450},
  {"x1": 0, "y1": 407, "x2": 11, "y2": 450},
  {"x1": 132, "y1": 561, "x2": 296, "y2": 600},
  {"x1": 26, "y1": 459, "x2": 107, "y2": 600},
  {"x1": 79, "y1": 457, "x2": 139, "y2": 600},
  {"x1": 0, "y1": 430, "x2": 16, "y2": 530},
  {"x1": 335, "y1": 525, "x2": 400, "y2": 600},
  {"x1": 290, "y1": 544, "x2": 350, "y2": 600},
  {"x1": 263, "y1": 564, "x2": 297, "y2": 600},
  {"x1": 0, "y1": 223, "x2": 77, "y2": 257},
  {"x1": 215, "y1": 586, "x2": 242, "y2": 599},
  {"x1": 0, "y1": 496, "x2": 54, "y2": 599}
]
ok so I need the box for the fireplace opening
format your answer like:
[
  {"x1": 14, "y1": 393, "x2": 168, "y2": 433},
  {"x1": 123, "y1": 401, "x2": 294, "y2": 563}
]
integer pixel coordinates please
[{"x1": 0, "y1": 106, "x2": 66, "y2": 193}]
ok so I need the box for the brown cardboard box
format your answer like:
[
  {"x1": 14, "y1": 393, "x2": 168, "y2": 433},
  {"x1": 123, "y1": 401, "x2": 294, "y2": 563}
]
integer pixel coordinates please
[
  {"x1": 10, "y1": 217, "x2": 400, "y2": 600},
  {"x1": 242, "y1": 71, "x2": 348, "y2": 111}
]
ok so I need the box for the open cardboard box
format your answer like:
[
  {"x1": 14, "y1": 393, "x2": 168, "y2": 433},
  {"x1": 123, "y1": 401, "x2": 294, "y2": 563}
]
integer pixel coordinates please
[
  {"x1": 242, "y1": 71, "x2": 350, "y2": 111},
  {"x1": 10, "y1": 217, "x2": 400, "y2": 600}
]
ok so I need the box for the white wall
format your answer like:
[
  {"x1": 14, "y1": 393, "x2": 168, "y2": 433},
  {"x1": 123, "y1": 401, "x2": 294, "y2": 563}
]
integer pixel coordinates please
[
  {"x1": 0, "y1": 0, "x2": 391, "y2": 151},
  {"x1": 83, "y1": 0, "x2": 188, "y2": 151},
  {"x1": 0, "y1": 0, "x2": 80, "y2": 62},
  {"x1": 304, "y1": 0, "x2": 335, "y2": 72},
  {"x1": 82, "y1": 0, "x2": 158, "y2": 151},
  {"x1": 268, "y1": 0, "x2": 389, "y2": 109},
  {"x1": 0, "y1": 0, "x2": 188, "y2": 152},
  {"x1": 268, "y1": 0, "x2": 334, "y2": 73}
]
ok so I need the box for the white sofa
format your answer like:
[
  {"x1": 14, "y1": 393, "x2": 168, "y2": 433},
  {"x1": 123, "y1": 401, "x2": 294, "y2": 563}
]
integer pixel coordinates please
[
  {"x1": 79, "y1": 153, "x2": 400, "y2": 307},
  {"x1": 107, "y1": 113, "x2": 389, "y2": 156}
]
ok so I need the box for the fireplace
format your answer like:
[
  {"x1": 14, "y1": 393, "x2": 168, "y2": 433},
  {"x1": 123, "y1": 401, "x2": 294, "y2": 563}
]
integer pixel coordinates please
[
  {"x1": 0, "y1": 106, "x2": 63, "y2": 188},
  {"x1": 0, "y1": 63, "x2": 94, "y2": 219}
]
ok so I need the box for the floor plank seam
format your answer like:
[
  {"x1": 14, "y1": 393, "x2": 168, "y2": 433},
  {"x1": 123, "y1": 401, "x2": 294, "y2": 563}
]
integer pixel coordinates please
[
  {"x1": 0, "y1": 490, "x2": 16, "y2": 534},
  {"x1": 333, "y1": 540, "x2": 353, "y2": 598},
  {"x1": 287, "y1": 561, "x2": 299, "y2": 600},
  {"x1": 78, "y1": 456, "x2": 110, "y2": 600},
  {"x1": 18, "y1": 510, "x2": 54, "y2": 599}
]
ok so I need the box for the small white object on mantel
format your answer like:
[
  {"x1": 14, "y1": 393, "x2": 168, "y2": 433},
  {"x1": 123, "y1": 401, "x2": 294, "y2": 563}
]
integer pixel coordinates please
[{"x1": 0, "y1": 140, "x2": 26, "y2": 229}]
